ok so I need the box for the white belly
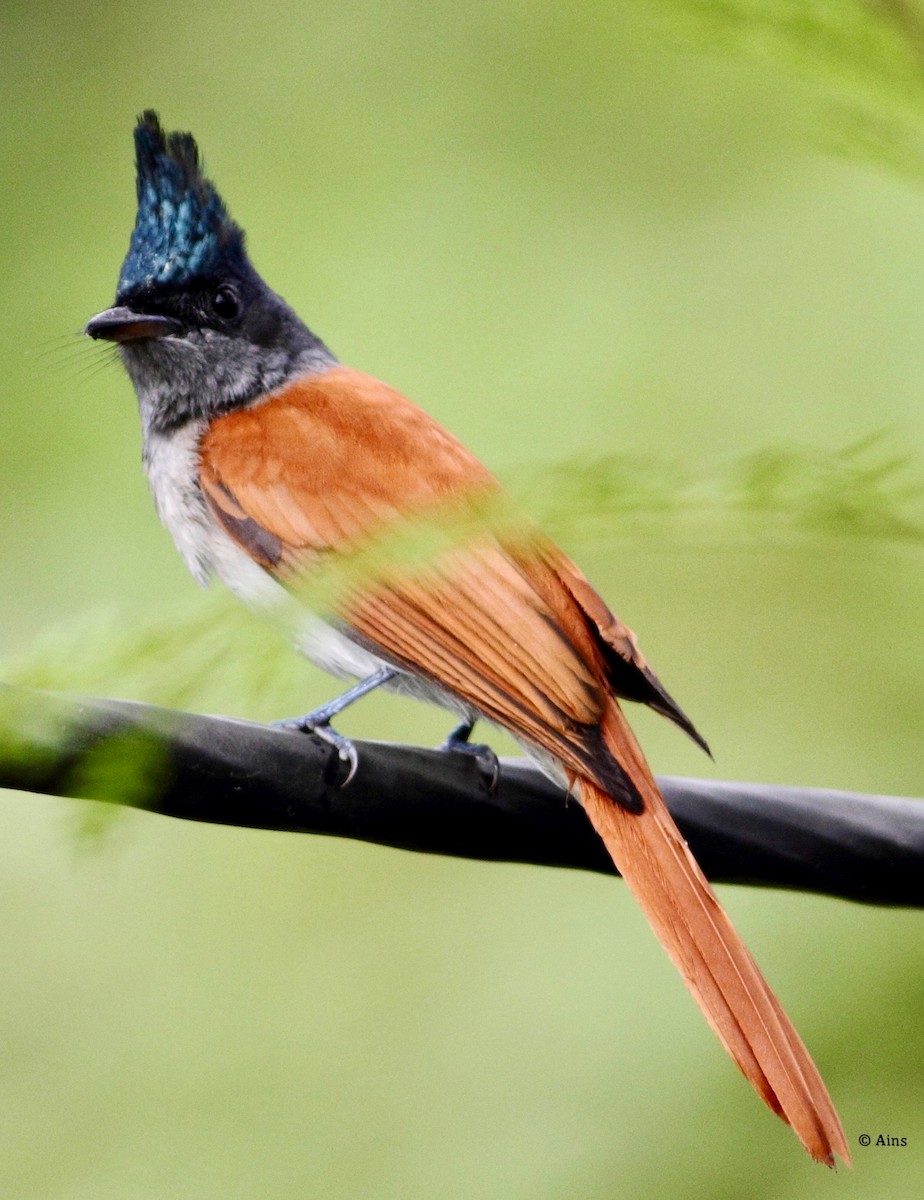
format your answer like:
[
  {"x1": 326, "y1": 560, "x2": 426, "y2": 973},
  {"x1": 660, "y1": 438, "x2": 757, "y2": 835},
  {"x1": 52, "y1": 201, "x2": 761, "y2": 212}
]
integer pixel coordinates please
[{"x1": 143, "y1": 424, "x2": 388, "y2": 682}]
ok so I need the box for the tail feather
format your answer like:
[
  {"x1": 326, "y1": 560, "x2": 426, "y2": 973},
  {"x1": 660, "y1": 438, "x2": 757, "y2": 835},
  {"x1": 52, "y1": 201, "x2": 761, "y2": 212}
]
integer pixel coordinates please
[{"x1": 579, "y1": 702, "x2": 850, "y2": 1168}]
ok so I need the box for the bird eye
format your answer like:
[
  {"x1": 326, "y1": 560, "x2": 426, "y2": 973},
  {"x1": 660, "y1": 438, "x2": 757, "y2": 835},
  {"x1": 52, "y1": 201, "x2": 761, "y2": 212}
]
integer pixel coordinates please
[{"x1": 212, "y1": 284, "x2": 241, "y2": 320}]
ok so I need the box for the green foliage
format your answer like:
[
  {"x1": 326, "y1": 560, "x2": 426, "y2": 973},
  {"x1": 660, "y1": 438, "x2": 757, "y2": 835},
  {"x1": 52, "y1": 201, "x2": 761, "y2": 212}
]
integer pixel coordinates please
[
  {"x1": 65, "y1": 729, "x2": 171, "y2": 846},
  {"x1": 2, "y1": 437, "x2": 920, "y2": 718},
  {"x1": 0, "y1": 685, "x2": 70, "y2": 776},
  {"x1": 522, "y1": 433, "x2": 924, "y2": 544},
  {"x1": 0, "y1": 596, "x2": 310, "y2": 718},
  {"x1": 652, "y1": 0, "x2": 924, "y2": 180}
]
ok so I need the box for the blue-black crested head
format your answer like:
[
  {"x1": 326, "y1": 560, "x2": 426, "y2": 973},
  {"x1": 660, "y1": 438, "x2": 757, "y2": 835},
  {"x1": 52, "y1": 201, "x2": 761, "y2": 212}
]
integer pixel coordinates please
[
  {"x1": 117, "y1": 111, "x2": 247, "y2": 300},
  {"x1": 87, "y1": 112, "x2": 335, "y2": 435}
]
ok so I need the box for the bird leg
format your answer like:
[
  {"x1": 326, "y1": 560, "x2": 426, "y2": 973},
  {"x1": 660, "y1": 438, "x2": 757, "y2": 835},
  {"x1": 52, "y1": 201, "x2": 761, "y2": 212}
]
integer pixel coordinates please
[
  {"x1": 274, "y1": 666, "x2": 398, "y2": 786},
  {"x1": 439, "y1": 717, "x2": 500, "y2": 794}
]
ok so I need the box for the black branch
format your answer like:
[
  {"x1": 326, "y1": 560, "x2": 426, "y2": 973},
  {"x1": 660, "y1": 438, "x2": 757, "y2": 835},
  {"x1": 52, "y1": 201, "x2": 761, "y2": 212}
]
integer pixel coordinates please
[{"x1": 1, "y1": 683, "x2": 922, "y2": 907}]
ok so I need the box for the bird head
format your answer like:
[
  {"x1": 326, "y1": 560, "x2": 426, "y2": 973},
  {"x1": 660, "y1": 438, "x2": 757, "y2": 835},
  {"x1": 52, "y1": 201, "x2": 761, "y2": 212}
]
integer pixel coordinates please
[{"x1": 85, "y1": 111, "x2": 332, "y2": 434}]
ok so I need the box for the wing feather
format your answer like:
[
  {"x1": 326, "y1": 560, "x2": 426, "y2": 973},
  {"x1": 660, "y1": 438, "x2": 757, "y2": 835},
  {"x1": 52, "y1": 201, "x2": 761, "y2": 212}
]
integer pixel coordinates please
[
  {"x1": 199, "y1": 366, "x2": 701, "y2": 760},
  {"x1": 198, "y1": 366, "x2": 614, "y2": 767}
]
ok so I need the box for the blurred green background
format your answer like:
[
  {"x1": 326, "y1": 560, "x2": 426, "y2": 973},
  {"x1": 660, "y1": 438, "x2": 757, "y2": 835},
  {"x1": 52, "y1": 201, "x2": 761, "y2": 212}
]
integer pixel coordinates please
[{"x1": 2, "y1": 1, "x2": 924, "y2": 1196}]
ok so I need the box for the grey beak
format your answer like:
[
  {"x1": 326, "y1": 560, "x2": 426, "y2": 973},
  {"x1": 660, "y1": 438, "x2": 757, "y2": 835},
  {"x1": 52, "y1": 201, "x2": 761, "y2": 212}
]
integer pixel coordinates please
[{"x1": 84, "y1": 306, "x2": 181, "y2": 343}]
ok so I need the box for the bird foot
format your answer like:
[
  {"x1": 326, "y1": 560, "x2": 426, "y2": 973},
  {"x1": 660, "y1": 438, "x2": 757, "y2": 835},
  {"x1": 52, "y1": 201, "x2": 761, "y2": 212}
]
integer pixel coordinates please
[
  {"x1": 274, "y1": 715, "x2": 359, "y2": 787},
  {"x1": 439, "y1": 728, "x2": 500, "y2": 795}
]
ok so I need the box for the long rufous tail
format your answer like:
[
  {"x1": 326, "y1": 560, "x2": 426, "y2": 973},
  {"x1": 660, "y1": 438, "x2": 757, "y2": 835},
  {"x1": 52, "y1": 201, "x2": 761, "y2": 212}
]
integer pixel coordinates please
[{"x1": 578, "y1": 699, "x2": 850, "y2": 1167}]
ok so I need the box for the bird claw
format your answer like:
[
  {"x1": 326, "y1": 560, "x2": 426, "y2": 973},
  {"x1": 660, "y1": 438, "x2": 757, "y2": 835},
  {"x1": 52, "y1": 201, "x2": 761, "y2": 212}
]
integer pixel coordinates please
[
  {"x1": 439, "y1": 734, "x2": 501, "y2": 795},
  {"x1": 273, "y1": 716, "x2": 359, "y2": 787}
]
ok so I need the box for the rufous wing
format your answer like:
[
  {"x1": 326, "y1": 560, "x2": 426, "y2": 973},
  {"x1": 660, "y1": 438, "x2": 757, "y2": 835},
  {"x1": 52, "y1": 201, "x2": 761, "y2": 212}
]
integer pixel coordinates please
[
  {"x1": 198, "y1": 367, "x2": 699, "y2": 760},
  {"x1": 199, "y1": 369, "x2": 638, "y2": 786}
]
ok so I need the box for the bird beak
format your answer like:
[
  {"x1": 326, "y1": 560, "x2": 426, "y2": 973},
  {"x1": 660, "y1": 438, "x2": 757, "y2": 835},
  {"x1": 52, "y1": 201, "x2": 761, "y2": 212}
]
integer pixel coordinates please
[{"x1": 84, "y1": 306, "x2": 181, "y2": 343}]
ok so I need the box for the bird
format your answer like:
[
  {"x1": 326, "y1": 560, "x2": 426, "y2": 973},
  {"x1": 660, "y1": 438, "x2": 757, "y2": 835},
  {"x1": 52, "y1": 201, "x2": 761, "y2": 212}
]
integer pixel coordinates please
[{"x1": 85, "y1": 111, "x2": 848, "y2": 1166}]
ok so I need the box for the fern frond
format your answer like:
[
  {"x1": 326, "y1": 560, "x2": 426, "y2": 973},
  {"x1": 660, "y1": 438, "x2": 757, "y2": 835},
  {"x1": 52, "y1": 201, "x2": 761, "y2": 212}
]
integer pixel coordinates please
[
  {"x1": 2, "y1": 437, "x2": 920, "y2": 714},
  {"x1": 651, "y1": 0, "x2": 924, "y2": 181}
]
